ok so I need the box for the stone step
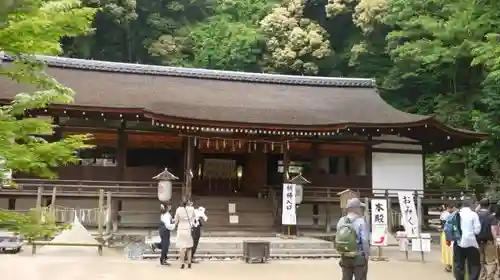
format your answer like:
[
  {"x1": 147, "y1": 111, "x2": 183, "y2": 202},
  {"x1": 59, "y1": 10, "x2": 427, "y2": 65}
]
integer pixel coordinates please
[
  {"x1": 144, "y1": 248, "x2": 337, "y2": 255},
  {"x1": 141, "y1": 253, "x2": 338, "y2": 259},
  {"x1": 143, "y1": 238, "x2": 334, "y2": 250}
]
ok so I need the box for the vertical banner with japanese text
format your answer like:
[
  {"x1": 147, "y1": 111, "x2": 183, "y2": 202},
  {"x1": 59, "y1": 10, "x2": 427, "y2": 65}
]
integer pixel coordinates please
[
  {"x1": 371, "y1": 199, "x2": 388, "y2": 246},
  {"x1": 281, "y1": 183, "x2": 297, "y2": 225},
  {"x1": 397, "y1": 191, "x2": 419, "y2": 238}
]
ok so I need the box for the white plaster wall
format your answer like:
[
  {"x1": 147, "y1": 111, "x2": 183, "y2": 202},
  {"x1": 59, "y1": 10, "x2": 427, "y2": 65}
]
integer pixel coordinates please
[{"x1": 372, "y1": 152, "x2": 424, "y2": 197}]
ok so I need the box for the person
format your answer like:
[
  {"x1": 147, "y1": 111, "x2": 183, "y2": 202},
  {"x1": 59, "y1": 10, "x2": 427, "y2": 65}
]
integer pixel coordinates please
[
  {"x1": 335, "y1": 198, "x2": 369, "y2": 280},
  {"x1": 174, "y1": 197, "x2": 196, "y2": 269},
  {"x1": 191, "y1": 206, "x2": 208, "y2": 262},
  {"x1": 452, "y1": 198, "x2": 481, "y2": 280},
  {"x1": 159, "y1": 203, "x2": 175, "y2": 265},
  {"x1": 476, "y1": 199, "x2": 497, "y2": 280},
  {"x1": 441, "y1": 204, "x2": 457, "y2": 272}
]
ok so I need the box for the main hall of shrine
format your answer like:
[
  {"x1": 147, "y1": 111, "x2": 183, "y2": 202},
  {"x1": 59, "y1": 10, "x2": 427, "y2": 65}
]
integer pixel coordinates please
[{"x1": 0, "y1": 55, "x2": 487, "y2": 201}]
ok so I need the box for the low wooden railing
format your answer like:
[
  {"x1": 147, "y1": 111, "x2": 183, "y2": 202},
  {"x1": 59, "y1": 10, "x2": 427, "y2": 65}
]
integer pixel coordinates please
[
  {"x1": 1, "y1": 179, "x2": 475, "y2": 204},
  {"x1": 268, "y1": 184, "x2": 475, "y2": 204},
  {"x1": 0, "y1": 179, "x2": 183, "y2": 198}
]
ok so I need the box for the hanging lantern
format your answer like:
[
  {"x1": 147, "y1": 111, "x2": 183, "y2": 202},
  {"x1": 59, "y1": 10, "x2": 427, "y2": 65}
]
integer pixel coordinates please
[{"x1": 153, "y1": 168, "x2": 178, "y2": 202}]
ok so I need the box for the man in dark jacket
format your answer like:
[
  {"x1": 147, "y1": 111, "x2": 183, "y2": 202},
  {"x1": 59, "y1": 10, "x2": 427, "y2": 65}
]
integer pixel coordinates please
[{"x1": 476, "y1": 198, "x2": 497, "y2": 280}]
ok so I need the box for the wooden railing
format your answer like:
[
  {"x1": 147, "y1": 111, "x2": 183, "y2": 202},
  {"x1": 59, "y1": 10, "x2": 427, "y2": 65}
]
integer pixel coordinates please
[
  {"x1": 1, "y1": 179, "x2": 475, "y2": 204},
  {"x1": 0, "y1": 179, "x2": 183, "y2": 198},
  {"x1": 268, "y1": 185, "x2": 475, "y2": 204}
]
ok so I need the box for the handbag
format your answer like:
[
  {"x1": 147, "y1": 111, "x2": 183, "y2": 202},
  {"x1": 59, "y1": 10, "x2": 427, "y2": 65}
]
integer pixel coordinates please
[{"x1": 184, "y1": 207, "x2": 195, "y2": 238}]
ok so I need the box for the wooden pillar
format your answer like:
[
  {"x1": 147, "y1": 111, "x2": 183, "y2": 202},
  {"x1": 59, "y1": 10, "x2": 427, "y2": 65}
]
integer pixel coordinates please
[
  {"x1": 184, "y1": 136, "x2": 195, "y2": 199},
  {"x1": 421, "y1": 151, "x2": 428, "y2": 228},
  {"x1": 364, "y1": 139, "x2": 372, "y2": 189},
  {"x1": 36, "y1": 186, "x2": 43, "y2": 208},
  {"x1": 116, "y1": 121, "x2": 127, "y2": 181},
  {"x1": 50, "y1": 187, "x2": 57, "y2": 215},
  {"x1": 282, "y1": 145, "x2": 290, "y2": 182},
  {"x1": 105, "y1": 191, "x2": 112, "y2": 235},
  {"x1": 98, "y1": 189, "x2": 105, "y2": 241}
]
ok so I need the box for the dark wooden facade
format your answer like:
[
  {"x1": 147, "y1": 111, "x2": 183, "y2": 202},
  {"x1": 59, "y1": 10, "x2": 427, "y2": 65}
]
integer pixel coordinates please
[{"x1": 0, "y1": 56, "x2": 488, "y2": 199}]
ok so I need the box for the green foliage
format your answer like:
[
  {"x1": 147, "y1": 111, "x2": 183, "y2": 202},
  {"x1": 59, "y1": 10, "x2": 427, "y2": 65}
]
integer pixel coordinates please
[
  {"x1": 0, "y1": 208, "x2": 70, "y2": 241},
  {"x1": 0, "y1": 0, "x2": 95, "y2": 236},
  {"x1": 60, "y1": 0, "x2": 500, "y2": 195}
]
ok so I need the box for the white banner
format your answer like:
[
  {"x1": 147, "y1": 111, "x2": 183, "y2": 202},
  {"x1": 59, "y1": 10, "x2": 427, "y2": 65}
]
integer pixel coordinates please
[
  {"x1": 397, "y1": 191, "x2": 419, "y2": 237},
  {"x1": 371, "y1": 199, "x2": 388, "y2": 246},
  {"x1": 281, "y1": 183, "x2": 296, "y2": 225}
]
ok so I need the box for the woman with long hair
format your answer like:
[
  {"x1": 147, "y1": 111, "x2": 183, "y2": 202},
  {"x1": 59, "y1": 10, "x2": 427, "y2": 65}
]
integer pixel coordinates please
[
  {"x1": 159, "y1": 203, "x2": 175, "y2": 265},
  {"x1": 174, "y1": 197, "x2": 196, "y2": 269}
]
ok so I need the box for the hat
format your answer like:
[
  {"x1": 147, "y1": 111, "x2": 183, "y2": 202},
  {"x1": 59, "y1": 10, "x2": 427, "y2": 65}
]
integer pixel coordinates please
[{"x1": 346, "y1": 198, "x2": 366, "y2": 209}]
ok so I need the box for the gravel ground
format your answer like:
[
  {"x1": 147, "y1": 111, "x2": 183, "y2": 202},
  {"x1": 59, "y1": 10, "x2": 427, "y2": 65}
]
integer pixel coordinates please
[{"x1": 0, "y1": 247, "x2": 450, "y2": 280}]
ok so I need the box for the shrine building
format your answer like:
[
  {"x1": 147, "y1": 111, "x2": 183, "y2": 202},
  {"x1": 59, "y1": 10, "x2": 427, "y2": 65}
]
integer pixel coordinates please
[{"x1": 0, "y1": 56, "x2": 487, "y2": 231}]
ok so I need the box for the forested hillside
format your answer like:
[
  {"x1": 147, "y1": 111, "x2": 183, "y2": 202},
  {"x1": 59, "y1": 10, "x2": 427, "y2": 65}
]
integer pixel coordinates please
[{"x1": 52, "y1": 0, "x2": 500, "y2": 193}]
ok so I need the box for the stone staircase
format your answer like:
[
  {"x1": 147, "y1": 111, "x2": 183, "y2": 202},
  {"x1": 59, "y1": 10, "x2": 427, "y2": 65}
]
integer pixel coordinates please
[
  {"x1": 193, "y1": 196, "x2": 276, "y2": 232},
  {"x1": 140, "y1": 236, "x2": 338, "y2": 259}
]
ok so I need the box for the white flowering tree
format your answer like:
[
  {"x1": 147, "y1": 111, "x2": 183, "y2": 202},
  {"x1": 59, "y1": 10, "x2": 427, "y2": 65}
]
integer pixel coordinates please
[
  {"x1": 259, "y1": 0, "x2": 332, "y2": 74},
  {"x1": 325, "y1": 0, "x2": 388, "y2": 34}
]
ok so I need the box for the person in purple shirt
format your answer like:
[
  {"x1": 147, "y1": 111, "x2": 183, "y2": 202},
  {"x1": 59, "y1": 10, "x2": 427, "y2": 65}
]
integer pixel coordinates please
[{"x1": 336, "y1": 198, "x2": 369, "y2": 280}]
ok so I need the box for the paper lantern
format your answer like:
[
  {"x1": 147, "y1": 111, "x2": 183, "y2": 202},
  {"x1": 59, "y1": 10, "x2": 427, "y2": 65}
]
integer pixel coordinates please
[
  {"x1": 158, "y1": 180, "x2": 172, "y2": 202},
  {"x1": 153, "y1": 168, "x2": 178, "y2": 202}
]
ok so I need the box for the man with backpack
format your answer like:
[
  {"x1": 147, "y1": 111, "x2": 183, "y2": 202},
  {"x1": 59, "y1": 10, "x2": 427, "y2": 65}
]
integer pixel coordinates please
[
  {"x1": 476, "y1": 199, "x2": 497, "y2": 280},
  {"x1": 444, "y1": 198, "x2": 481, "y2": 280},
  {"x1": 335, "y1": 198, "x2": 369, "y2": 280}
]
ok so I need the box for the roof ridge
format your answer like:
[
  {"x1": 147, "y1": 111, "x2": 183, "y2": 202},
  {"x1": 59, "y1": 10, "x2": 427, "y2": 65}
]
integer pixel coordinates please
[{"x1": 2, "y1": 55, "x2": 376, "y2": 88}]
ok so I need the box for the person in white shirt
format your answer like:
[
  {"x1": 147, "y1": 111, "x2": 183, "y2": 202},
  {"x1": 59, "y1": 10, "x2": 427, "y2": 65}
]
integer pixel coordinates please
[
  {"x1": 159, "y1": 203, "x2": 175, "y2": 265},
  {"x1": 454, "y1": 198, "x2": 481, "y2": 280}
]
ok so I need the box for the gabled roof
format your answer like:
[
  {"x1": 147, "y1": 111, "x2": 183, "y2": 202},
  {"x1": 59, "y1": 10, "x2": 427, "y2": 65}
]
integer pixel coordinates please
[
  {"x1": 0, "y1": 55, "x2": 488, "y2": 151},
  {"x1": 0, "y1": 56, "x2": 426, "y2": 125}
]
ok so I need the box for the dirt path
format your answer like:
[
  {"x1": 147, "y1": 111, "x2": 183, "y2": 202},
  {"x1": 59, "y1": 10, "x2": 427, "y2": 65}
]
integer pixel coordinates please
[{"x1": 0, "y1": 250, "x2": 450, "y2": 280}]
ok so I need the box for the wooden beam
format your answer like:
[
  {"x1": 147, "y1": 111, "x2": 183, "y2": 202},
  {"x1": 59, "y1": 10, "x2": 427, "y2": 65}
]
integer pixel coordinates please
[
  {"x1": 116, "y1": 121, "x2": 127, "y2": 181},
  {"x1": 184, "y1": 136, "x2": 195, "y2": 199}
]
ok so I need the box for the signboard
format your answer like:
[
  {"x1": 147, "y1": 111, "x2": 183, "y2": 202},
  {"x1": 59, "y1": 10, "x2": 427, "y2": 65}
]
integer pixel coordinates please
[
  {"x1": 281, "y1": 183, "x2": 296, "y2": 225},
  {"x1": 371, "y1": 199, "x2": 388, "y2": 246},
  {"x1": 411, "y1": 233, "x2": 432, "y2": 252},
  {"x1": 397, "y1": 191, "x2": 419, "y2": 237},
  {"x1": 228, "y1": 203, "x2": 236, "y2": 214}
]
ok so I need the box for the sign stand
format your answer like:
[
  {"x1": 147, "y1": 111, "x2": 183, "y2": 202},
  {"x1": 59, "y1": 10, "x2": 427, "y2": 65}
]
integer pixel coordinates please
[
  {"x1": 281, "y1": 183, "x2": 297, "y2": 239},
  {"x1": 371, "y1": 246, "x2": 388, "y2": 262},
  {"x1": 370, "y1": 198, "x2": 389, "y2": 261}
]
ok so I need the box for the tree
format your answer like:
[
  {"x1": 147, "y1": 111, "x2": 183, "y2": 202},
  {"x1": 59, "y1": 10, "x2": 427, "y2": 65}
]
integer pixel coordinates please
[
  {"x1": 260, "y1": 0, "x2": 332, "y2": 74},
  {"x1": 149, "y1": 0, "x2": 270, "y2": 71},
  {"x1": 0, "y1": 0, "x2": 96, "y2": 238}
]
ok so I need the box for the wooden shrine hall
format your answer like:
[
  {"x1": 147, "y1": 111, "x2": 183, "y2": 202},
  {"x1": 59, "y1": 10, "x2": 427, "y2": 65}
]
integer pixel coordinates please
[{"x1": 0, "y1": 55, "x2": 487, "y2": 230}]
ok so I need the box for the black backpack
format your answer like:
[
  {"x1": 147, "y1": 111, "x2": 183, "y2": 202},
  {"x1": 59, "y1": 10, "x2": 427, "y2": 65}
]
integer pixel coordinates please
[{"x1": 477, "y1": 210, "x2": 494, "y2": 242}]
